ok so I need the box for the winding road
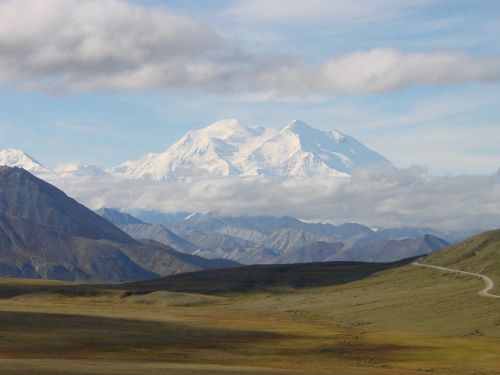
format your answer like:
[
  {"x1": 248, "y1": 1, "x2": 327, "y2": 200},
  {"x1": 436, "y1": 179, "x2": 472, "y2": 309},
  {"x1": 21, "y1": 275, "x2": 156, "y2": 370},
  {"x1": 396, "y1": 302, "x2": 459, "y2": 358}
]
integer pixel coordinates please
[{"x1": 413, "y1": 260, "x2": 500, "y2": 299}]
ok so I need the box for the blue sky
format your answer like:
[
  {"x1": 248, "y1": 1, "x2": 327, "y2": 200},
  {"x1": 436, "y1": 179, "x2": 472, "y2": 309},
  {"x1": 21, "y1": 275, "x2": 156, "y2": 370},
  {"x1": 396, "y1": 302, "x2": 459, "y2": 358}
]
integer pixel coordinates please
[{"x1": 0, "y1": 0, "x2": 499, "y2": 174}]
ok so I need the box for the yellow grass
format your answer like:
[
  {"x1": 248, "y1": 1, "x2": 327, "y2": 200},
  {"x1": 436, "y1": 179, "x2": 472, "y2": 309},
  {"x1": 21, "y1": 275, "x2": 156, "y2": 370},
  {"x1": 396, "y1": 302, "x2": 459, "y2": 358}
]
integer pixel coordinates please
[{"x1": 0, "y1": 263, "x2": 498, "y2": 374}]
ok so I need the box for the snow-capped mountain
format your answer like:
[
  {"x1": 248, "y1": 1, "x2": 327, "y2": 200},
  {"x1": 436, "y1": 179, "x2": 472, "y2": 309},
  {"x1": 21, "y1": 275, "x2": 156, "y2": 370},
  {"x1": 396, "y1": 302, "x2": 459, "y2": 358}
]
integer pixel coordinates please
[
  {"x1": 241, "y1": 120, "x2": 390, "y2": 177},
  {"x1": 110, "y1": 119, "x2": 392, "y2": 181},
  {"x1": 109, "y1": 119, "x2": 276, "y2": 180},
  {"x1": 0, "y1": 149, "x2": 49, "y2": 174},
  {"x1": 1, "y1": 120, "x2": 392, "y2": 181}
]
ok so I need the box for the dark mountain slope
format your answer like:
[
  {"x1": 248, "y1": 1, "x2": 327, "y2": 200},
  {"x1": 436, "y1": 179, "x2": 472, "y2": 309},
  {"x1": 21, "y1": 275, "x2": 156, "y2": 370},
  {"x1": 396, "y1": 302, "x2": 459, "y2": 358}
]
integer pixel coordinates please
[
  {"x1": 123, "y1": 239, "x2": 238, "y2": 276},
  {"x1": 95, "y1": 207, "x2": 145, "y2": 225},
  {"x1": 327, "y1": 235, "x2": 449, "y2": 262},
  {"x1": 95, "y1": 208, "x2": 199, "y2": 254},
  {"x1": 274, "y1": 241, "x2": 344, "y2": 264},
  {"x1": 120, "y1": 224, "x2": 199, "y2": 254},
  {"x1": 0, "y1": 167, "x2": 135, "y2": 244},
  {"x1": 0, "y1": 167, "x2": 239, "y2": 282},
  {"x1": 0, "y1": 213, "x2": 154, "y2": 282}
]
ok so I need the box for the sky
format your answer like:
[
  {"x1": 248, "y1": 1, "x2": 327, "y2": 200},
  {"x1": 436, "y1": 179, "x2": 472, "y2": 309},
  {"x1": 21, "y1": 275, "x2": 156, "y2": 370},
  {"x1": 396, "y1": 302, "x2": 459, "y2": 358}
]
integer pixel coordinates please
[{"x1": 0, "y1": 0, "x2": 499, "y2": 175}]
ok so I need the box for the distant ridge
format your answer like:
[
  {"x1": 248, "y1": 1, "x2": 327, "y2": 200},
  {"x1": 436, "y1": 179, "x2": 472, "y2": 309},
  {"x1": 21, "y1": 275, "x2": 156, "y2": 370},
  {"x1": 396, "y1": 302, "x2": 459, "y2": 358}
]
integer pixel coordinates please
[
  {"x1": 96, "y1": 207, "x2": 199, "y2": 254},
  {"x1": 96, "y1": 207, "x2": 146, "y2": 225}
]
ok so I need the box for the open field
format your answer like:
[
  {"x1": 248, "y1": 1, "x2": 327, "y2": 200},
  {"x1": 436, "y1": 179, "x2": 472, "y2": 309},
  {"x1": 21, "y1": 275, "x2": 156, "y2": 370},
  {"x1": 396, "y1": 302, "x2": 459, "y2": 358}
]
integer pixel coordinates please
[{"x1": 0, "y1": 260, "x2": 498, "y2": 374}]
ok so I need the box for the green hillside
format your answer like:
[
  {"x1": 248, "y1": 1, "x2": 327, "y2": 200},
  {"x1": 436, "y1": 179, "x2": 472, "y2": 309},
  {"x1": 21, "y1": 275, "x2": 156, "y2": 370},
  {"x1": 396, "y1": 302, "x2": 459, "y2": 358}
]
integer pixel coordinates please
[{"x1": 423, "y1": 228, "x2": 500, "y2": 292}]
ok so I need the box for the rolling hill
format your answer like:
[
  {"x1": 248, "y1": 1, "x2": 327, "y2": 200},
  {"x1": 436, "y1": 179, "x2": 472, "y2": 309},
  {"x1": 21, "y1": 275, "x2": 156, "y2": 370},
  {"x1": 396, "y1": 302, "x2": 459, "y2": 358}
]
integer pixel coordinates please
[
  {"x1": 422, "y1": 228, "x2": 500, "y2": 292},
  {"x1": 123, "y1": 259, "x2": 412, "y2": 294}
]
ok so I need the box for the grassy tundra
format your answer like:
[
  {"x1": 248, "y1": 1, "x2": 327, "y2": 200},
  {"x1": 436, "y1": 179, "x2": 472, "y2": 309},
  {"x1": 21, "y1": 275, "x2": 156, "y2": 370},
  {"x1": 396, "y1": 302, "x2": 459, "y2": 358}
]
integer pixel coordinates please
[{"x1": 0, "y1": 254, "x2": 498, "y2": 375}]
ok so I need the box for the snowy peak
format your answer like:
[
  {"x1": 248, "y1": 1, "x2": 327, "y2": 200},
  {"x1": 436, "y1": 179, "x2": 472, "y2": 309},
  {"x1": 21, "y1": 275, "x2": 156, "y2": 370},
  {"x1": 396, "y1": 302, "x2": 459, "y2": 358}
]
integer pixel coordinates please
[
  {"x1": 284, "y1": 119, "x2": 318, "y2": 133},
  {"x1": 195, "y1": 118, "x2": 253, "y2": 141},
  {"x1": 265, "y1": 120, "x2": 391, "y2": 175},
  {"x1": 284, "y1": 120, "x2": 345, "y2": 143},
  {"x1": 241, "y1": 120, "x2": 390, "y2": 177},
  {"x1": 110, "y1": 119, "x2": 276, "y2": 181},
  {"x1": 109, "y1": 119, "x2": 393, "y2": 180},
  {"x1": 0, "y1": 149, "x2": 48, "y2": 174}
]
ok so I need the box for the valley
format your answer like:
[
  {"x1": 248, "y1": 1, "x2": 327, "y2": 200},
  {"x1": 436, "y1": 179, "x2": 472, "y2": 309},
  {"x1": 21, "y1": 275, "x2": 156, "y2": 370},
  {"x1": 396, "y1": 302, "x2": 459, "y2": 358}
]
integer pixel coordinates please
[{"x1": 0, "y1": 253, "x2": 498, "y2": 375}]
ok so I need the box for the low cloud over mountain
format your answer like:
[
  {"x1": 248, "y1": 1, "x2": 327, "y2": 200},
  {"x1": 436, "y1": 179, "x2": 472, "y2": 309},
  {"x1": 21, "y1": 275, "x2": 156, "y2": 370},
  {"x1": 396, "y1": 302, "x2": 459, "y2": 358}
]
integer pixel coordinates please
[
  {"x1": 2, "y1": 119, "x2": 498, "y2": 233},
  {"x1": 46, "y1": 165, "x2": 500, "y2": 233}
]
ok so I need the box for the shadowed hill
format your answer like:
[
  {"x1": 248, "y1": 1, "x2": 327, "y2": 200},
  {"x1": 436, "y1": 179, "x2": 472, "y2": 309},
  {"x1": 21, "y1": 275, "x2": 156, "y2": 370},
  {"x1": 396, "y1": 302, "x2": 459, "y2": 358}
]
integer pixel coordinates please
[{"x1": 124, "y1": 258, "x2": 414, "y2": 294}]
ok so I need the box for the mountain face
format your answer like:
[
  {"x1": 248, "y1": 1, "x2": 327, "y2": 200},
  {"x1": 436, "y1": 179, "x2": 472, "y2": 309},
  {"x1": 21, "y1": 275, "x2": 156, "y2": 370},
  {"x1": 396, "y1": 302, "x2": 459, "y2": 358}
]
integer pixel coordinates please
[
  {"x1": 0, "y1": 213, "x2": 156, "y2": 281},
  {"x1": 162, "y1": 212, "x2": 449, "y2": 264},
  {"x1": 327, "y1": 235, "x2": 450, "y2": 263},
  {"x1": 109, "y1": 119, "x2": 276, "y2": 180},
  {"x1": 258, "y1": 229, "x2": 338, "y2": 253},
  {"x1": 95, "y1": 208, "x2": 199, "y2": 254},
  {"x1": 0, "y1": 167, "x2": 238, "y2": 282},
  {"x1": 109, "y1": 119, "x2": 392, "y2": 181},
  {"x1": 0, "y1": 149, "x2": 49, "y2": 174},
  {"x1": 96, "y1": 207, "x2": 146, "y2": 225},
  {"x1": 241, "y1": 120, "x2": 390, "y2": 177},
  {"x1": 0, "y1": 166, "x2": 134, "y2": 245},
  {"x1": 274, "y1": 241, "x2": 345, "y2": 264},
  {"x1": 119, "y1": 224, "x2": 199, "y2": 254},
  {"x1": 272, "y1": 235, "x2": 449, "y2": 264},
  {"x1": 376, "y1": 227, "x2": 469, "y2": 243}
]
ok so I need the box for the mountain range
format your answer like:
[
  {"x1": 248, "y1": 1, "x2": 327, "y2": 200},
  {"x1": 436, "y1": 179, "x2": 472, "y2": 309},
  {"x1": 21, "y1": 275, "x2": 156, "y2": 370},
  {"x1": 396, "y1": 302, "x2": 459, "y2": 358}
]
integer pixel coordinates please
[
  {"x1": 99, "y1": 208, "x2": 453, "y2": 265},
  {"x1": 0, "y1": 165, "x2": 474, "y2": 284},
  {"x1": 0, "y1": 119, "x2": 392, "y2": 181},
  {"x1": 0, "y1": 119, "x2": 468, "y2": 269},
  {"x1": 110, "y1": 119, "x2": 392, "y2": 180},
  {"x1": 0, "y1": 167, "x2": 237, "y2": 282}
]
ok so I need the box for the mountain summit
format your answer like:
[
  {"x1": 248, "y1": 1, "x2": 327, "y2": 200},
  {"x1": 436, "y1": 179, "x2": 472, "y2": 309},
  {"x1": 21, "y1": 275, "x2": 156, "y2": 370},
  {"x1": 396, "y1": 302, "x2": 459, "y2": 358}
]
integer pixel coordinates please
[
  {"x1": 109, "y1": 119, "x2": 392, "y2": 181},
  {"x1": 0, "y1": 149, "x2": 49, "y2": 174},
  {"x1": 109, "y1": 119, "x2": 275, "y2": 180},
  {"x1": 242, "y1": 120, "x2": 391, "y2": 177}
]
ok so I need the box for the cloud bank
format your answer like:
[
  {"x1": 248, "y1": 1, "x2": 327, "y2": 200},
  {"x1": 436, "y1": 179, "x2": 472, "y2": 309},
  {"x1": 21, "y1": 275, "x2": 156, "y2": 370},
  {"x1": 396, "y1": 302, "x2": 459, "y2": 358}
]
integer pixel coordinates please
[
  {"x1": 45, "y1": 166, "x2": 500, "y2": 232},
  {"x1": 0, "y1": 0, "x2": 499, "y2": 95}
]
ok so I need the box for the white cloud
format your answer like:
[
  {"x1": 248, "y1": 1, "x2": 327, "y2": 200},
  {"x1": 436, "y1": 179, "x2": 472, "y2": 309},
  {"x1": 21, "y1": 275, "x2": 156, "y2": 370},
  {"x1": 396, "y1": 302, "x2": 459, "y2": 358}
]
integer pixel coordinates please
[
  {"x1": 45, "y1": 167, "x2": 500, "y2": 232},
  {"x1": 258, "y1": 49, "x2": 500, "y2": 95},
  {"x1": 0, "y1": 0, "x2": 499, "y2": 95},
  {"x1": 0, "y1": 0, "x2": 240, "y2": 91}
]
